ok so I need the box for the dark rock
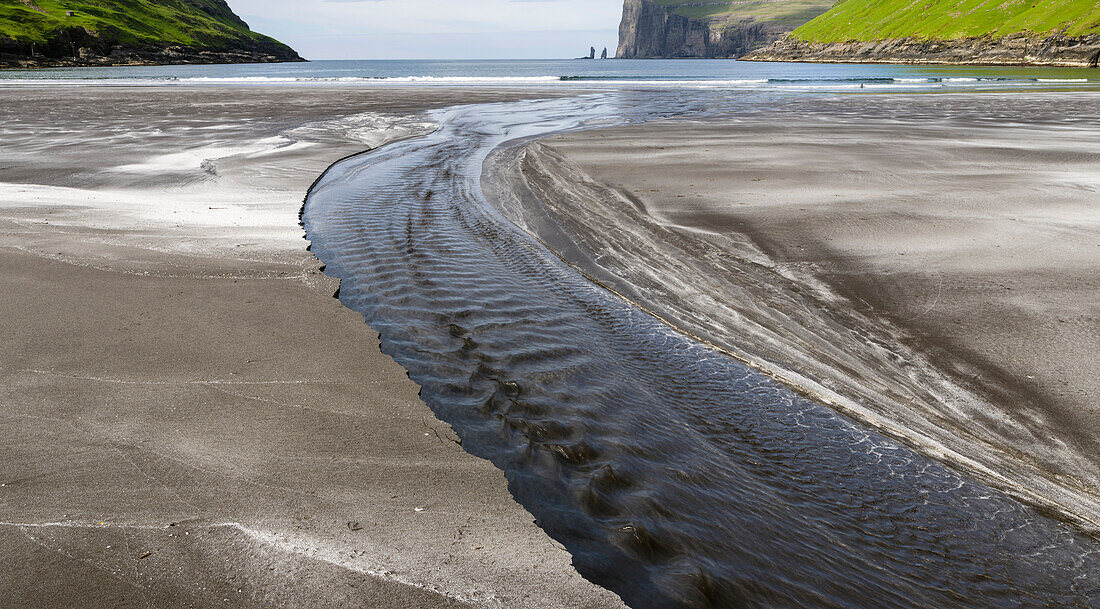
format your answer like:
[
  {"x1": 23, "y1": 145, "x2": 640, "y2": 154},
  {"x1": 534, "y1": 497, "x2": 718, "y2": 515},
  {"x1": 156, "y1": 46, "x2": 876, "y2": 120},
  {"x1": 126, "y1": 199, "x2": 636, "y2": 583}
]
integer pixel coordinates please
[{"x1": 616, "y1": 0, "x2": 806, "y2": 59}]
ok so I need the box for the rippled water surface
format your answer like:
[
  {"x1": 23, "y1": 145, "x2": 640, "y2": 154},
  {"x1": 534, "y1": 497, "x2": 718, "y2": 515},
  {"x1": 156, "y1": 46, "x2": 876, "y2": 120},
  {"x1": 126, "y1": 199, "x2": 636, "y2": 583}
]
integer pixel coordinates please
[
  {"x1": 302, "y1": 92, "x2": 1099, "y2": 608},
  {"x1": 5, "y1": 58, "x2": 1100, "y2": 91}
]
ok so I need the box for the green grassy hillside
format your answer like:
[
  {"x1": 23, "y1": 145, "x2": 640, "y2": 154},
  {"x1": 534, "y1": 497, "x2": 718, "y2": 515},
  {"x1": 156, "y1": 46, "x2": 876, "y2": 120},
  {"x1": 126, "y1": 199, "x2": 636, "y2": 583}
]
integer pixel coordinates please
[
  {"x1": 793, "y1": 0, "x2": 1100, "y2": 42},
  {"x1": 0, "y1": 0, "x2": 298, "y2": 59},
  {"x1": 655, "y1": 0, "x2": 834, "y2": 28}
]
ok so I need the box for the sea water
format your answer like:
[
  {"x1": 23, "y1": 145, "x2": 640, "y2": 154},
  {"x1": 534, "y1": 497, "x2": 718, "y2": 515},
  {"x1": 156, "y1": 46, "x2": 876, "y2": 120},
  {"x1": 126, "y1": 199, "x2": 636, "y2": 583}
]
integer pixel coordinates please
[{"x1": 2, "y1": 58, "x2": 1099, "y2": 91}]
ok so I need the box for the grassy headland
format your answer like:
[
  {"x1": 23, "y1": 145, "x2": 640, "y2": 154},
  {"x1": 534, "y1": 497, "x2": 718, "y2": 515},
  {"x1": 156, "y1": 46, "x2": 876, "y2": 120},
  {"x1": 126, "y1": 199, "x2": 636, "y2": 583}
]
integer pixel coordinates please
[
  {"x1": 0, "y1": 0, "x2": 301, "y2": 66},
  {"x1": 793, "y1": 0, "x2": 1100, "y2": 42},
  {"x1": 745, "y1": 0, "x2": 1100, "y2": 66}
]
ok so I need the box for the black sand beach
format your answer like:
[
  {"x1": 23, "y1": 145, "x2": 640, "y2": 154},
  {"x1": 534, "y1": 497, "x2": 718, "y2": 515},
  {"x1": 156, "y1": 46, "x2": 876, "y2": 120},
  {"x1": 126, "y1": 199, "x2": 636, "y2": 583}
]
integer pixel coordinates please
[
  {"x1": 3, "y1": 81, "x2": 1099, "y2": 608},
  {"x1": 0, "y1": 86, "x2": 623, "y2": 609},
  {"x1": 303, "y1": 92, "x2": 1098, "y2": 608},
  {"x1": 496, "y1": 92, "x2": 1100, "y2": 532}
]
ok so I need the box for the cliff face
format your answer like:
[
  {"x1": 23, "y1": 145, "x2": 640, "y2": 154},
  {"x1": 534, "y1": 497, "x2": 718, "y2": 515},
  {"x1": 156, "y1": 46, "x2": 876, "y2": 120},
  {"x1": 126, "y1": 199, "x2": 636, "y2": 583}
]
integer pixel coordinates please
[
  {"x1": 616, "y1": 0, "x2": 756, "y2": 59},
  {"x1": 616, "y1": 0, "x2": 831, "y2": 59},
  {"x1": 0, "y1": 0, "x2": 302, "y2": 68},
  {"x1": 746, "y1": 34, "x2": 1100, "y2": 67}
]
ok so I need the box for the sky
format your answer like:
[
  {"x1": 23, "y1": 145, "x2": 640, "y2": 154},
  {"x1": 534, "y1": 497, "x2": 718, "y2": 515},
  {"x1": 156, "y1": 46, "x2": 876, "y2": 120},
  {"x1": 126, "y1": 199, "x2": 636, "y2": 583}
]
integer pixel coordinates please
[{"x1": 229, "y1": 0, "x2": 625, "y2": 60}]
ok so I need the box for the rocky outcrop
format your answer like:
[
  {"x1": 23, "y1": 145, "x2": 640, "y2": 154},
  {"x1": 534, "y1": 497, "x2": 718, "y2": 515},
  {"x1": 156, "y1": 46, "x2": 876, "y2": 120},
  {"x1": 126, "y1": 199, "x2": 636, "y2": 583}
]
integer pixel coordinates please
[
  {"x1": 616, "y1": 0, "x2": 788, "y2": 59},
  {"x1": 746, "y1": 33, "x2": 1100, "y2": 67}
]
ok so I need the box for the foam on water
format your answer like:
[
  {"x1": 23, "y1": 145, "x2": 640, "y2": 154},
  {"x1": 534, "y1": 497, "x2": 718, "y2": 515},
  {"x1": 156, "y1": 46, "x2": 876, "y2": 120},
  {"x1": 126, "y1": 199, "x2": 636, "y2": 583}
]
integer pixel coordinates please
[
  {"x1": 1, "y1": 76, "x2": 1094, "y2": 91},
  {"x1": 2, "y1": 59, "x2": 1097, "y2": 93}
]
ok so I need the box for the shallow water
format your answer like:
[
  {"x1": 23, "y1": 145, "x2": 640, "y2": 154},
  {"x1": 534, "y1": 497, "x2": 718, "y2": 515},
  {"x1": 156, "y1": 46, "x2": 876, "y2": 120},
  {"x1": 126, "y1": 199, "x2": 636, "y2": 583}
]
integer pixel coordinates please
[
  {"x1": 483, "y1": 91, "x2": 1100, "y2": 535},
  {"x1": 302, "y1": 92, "x2": 1099, "y2": 608}
]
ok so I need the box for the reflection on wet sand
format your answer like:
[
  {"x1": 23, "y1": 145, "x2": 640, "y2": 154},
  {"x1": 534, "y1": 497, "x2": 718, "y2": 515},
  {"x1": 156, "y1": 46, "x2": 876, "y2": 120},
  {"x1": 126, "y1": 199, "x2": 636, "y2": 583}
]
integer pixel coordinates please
[{"x1": 304, "y1": 92, "x2": 1100, "y2": 609}]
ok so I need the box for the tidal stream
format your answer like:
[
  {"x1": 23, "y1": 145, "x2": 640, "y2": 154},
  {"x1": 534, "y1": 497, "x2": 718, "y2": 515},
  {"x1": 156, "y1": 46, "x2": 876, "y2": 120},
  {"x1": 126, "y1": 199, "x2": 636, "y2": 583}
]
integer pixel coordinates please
[{"x1": 301, "y1": 93, "x2": 1099, "y2": 609}]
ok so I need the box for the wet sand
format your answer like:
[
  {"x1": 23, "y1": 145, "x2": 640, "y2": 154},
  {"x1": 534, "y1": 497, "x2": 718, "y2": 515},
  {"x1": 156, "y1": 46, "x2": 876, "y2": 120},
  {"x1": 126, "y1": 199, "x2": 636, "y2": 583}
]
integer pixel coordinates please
[
  {"x1": 507, "y1": 92, "x2": 1099, "y2": 531},
  {"x1": 0, "y1": 87, "x2": 624, "y2": 608}
]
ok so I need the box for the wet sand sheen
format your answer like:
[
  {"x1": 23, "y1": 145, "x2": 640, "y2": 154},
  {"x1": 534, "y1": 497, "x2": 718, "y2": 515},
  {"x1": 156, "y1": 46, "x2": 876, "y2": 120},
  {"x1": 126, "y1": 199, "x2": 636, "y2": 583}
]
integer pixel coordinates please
[
  {"x1": 0, "y1": 86, "x2": 624, "y2": 608},
  {"x1": 4, "y1": 82, "x2": 1097, "y2": 608},
  {"x1": 498, "y1": 92, "x2": 1100, "y2": 533},
  {"x1": 304, "y1": 93, "x2": 1099, "y2": 609}
]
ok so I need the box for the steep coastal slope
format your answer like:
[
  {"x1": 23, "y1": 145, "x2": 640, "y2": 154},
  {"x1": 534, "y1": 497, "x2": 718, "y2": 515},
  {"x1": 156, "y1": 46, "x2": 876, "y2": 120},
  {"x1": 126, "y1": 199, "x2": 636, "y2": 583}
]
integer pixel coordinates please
[
  {"x1": 617, "y1": 0, "x2": 833, "y2": 59},
  {"x1": 748, "y1": 0, "x2": 1100, "y2": 66},
  {"x1": 0, "y1": 0, "x2": 302, "y2": 67}
]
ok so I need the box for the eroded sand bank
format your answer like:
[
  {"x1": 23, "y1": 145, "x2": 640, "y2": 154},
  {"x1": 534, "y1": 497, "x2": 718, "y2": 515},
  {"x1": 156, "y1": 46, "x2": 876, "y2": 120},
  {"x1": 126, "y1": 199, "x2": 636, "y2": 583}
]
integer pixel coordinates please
[
  {"x1": 495, "y1": 92, "x2": 1099, "y2": 531},
  {"x1": 0, "y1": 87, "x2": 624, "y2": 609}
]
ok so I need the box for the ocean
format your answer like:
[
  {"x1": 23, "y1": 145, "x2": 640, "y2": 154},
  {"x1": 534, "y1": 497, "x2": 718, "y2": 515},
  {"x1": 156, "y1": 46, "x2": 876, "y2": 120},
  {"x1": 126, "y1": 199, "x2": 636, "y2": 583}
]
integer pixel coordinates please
[{"x1": 1, "y1": 58, "x2": 1098, "y2": 91}]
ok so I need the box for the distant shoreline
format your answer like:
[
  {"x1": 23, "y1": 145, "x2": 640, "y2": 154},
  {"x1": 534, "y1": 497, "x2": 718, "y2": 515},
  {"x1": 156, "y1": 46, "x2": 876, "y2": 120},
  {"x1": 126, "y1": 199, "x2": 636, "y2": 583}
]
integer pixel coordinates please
[
  {"x1": 745, "y1": 33, "x2": 1100, "y2": 68},
  {"x1": 742, "y1": 57, "x2": 1099, "y2": 68},
  {"x1": 0, "y1": 53, "x2": 307, "y2": 70}
]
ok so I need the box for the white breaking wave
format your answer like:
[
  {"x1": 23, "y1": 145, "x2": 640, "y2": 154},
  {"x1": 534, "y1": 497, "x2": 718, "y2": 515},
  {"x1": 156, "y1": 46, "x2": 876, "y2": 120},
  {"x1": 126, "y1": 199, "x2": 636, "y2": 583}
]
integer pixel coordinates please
[
  {"x1": 178, "y1": 76, "x2": 774, "y2": 87},
  {"x1": 1, "y1": 74, "x2": 1095, "y2": 91},
  {"x1": 177, "y1": 75, "x2": 563, "y2": 84},
  {"x1": 0, "y1": 75, "x2": 562, "y2": 87}
]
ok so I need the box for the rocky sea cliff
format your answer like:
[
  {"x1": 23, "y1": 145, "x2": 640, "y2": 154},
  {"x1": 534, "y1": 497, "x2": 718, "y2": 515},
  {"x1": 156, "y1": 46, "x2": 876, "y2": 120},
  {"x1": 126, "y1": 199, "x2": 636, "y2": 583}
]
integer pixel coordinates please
[{"x1": 616, "y1": 0, "x2": 826, "y2": 59}]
